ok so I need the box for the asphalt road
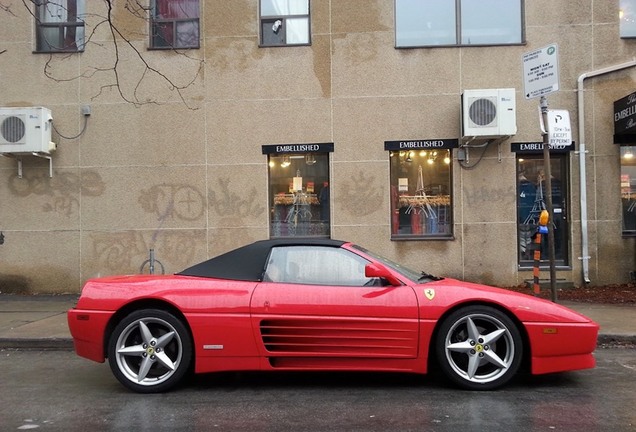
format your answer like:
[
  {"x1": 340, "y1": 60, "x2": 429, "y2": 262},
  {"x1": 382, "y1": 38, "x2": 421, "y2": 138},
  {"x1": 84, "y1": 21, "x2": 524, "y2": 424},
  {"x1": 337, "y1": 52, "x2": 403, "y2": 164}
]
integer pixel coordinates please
[{"x1": 1, "y1": 348, "x2": 635, "y2": 431}]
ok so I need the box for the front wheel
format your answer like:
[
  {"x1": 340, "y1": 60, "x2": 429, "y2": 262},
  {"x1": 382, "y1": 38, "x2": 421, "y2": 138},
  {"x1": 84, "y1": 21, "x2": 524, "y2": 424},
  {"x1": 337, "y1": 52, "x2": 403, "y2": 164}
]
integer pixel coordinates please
[
  {"x1": 435, "y1": 305, "x2": 523, "y2": 390},
  {"x1": 108, "y1": 309, "x2": 192, "y2": 393}
]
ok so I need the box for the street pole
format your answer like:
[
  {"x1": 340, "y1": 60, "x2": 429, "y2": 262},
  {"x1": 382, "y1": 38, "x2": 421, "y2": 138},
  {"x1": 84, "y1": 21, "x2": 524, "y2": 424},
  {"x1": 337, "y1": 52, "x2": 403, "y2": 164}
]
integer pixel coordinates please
[{"x1": 540, "y1": 96, "x2": 558, "y2": 302}]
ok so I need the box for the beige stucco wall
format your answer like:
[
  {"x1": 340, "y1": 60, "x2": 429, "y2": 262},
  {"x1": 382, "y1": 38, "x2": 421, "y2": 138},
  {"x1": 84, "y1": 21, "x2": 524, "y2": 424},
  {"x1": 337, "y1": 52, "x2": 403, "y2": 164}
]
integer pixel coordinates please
[{"x1": 0, "y1": 0, "x2": 635, "y2": 294}]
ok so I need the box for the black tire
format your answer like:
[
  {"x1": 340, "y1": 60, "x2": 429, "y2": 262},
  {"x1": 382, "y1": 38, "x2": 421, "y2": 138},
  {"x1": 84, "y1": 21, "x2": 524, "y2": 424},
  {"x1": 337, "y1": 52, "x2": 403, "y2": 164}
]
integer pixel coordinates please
[
  {"x1": 108, "y1": 309, "x2": 192, "y2": 393},
  {"x1": 435, "y1": 305, "x2": 523, "y2": 390}
]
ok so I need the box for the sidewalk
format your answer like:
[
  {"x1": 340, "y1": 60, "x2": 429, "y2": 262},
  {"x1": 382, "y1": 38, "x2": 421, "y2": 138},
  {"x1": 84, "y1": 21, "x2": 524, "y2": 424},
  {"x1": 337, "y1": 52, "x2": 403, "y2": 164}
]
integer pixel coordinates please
[{"x1": 0, "y1": 294, "x2": 634, "y2": 350}]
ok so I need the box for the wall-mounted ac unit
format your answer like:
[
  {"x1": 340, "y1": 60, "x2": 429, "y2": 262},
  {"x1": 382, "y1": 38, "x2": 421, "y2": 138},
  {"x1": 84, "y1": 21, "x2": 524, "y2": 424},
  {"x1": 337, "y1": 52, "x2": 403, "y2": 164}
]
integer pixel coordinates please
[
  {"x1": 461, "y1": 88, "x2": 517, "y2": 139},
  {"x1": 0, "y1": 107, "x2": 56, "y2": 154}
]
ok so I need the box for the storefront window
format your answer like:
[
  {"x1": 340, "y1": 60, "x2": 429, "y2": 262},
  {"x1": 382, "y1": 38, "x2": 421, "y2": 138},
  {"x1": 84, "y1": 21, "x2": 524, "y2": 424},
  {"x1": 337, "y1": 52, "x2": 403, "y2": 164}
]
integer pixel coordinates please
[
  {"x1": 386, "y1": 140, "x2": 455, "y2": 239},
  {"x1": 264, "y1": 144, "x2": 332, "y2": 238},
  {"x1": 516, "y1": 154, "x2": 569, "y2": 265},
  {"x1": 621, "y1": 146, "x2": 636, "y2": 234}
]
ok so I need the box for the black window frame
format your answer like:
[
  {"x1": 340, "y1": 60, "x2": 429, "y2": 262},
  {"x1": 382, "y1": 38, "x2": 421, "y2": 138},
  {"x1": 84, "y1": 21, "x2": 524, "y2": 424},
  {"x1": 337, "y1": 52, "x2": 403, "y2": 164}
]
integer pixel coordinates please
[
  {"x1": 35, "y1": 0, "x2": 86, "y2": 53},
  {"x1": 385, "y1": 140, "x2": 456, "y2": 241},
  {"x1": 150, "y1": 0, "x2": 201, "y2": 50},
  {"x1": 259, "y1": 0, "x2": 311, "y2": 47}
]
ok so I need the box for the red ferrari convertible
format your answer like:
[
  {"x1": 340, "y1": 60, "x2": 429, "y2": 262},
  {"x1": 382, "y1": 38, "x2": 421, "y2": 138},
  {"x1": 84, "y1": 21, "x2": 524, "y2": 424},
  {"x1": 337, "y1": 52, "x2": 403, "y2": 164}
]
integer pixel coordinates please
[{"x1": 68, "y1": 239, "x2": 599, "y2": 393}]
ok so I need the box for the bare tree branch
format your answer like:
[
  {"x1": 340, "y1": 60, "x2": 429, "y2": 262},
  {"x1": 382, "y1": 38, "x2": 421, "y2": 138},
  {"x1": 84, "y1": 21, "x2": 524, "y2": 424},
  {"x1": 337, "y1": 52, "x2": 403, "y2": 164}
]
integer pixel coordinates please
[{"x1": 11, "y1": 0, "x2": 204, "y2": 108}]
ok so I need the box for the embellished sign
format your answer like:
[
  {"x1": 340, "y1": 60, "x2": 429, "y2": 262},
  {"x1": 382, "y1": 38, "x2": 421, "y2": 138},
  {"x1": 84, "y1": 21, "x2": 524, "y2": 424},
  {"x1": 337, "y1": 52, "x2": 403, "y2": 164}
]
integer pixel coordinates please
[
  {"x1": 511, "y1": 142, "x2": 574, "y2": 153},
  {"x1": 614, "y1": 91, "x2": 636, "y2": 144},
  {"x1": 384, "y1": 139, "x2": 459, "y2": 151},
  {"x1": 262, "y1": 143, "x2": 334, "y2": 154}
]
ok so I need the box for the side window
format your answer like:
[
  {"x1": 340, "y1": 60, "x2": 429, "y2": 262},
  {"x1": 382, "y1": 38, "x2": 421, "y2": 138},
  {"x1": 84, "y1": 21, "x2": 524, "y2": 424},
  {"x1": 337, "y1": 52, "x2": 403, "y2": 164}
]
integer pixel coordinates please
[
  {"x1": 260, "y1": 0, "x2": 310, "y2": 46},
  {"x1": 621, "y1": 0, "x2": 636, "y2": 38},
  {"x1": 388, "y1": 148, "x2": 453, "y2": 239},
  {"x1": 263, "y1": 246, "x2": 376, "y2": 286},
  {"x1": 395, "y1": 0, "x2": 524, "y2": 47},
  {"x1": 150, "y1": 0, "x2": 200, "y2": 49},
  {"x1": 35, "y1": 0, "x2": 86, "y2": 53}
]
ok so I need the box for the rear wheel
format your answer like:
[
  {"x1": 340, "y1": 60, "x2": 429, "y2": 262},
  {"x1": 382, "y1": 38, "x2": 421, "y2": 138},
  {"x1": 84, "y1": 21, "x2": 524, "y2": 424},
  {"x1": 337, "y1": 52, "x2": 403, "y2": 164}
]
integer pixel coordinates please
[
  {"x1": 108, "y1": 309, "x2": 192, "y2": 393},
  {"x1": 435, "y1": 305, "x2": 522, "y2": 390}
]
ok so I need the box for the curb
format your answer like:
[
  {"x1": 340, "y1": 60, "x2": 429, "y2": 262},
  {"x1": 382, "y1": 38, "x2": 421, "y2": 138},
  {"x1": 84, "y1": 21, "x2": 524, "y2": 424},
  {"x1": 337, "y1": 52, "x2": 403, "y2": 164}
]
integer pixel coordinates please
[
  {"x1": 0, "y1": 338, "x2": 74, "y2": 350},
  {"x1": 597, "y1": 334, "x2": 636, "y2": 347}
]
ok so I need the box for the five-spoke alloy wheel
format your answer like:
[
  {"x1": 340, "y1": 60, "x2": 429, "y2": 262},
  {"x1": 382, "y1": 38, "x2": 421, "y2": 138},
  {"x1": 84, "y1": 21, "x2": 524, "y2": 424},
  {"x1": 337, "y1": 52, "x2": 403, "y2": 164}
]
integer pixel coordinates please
[
  {"x1": 108, "y1": 309, "x2": 192, "y2": 393},
  {"x1": 436, "y1": 305, "x2": 523, "y2": 390}
]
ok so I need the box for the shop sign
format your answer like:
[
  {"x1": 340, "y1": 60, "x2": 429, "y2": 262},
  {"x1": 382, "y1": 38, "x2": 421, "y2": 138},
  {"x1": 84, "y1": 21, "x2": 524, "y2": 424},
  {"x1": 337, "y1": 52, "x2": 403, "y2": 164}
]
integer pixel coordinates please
[
  {"x1": 262, "y1": 142, "x2": 334, "y2": 154},
  {"x1": 522, "y1": 43, "x2": 559, "y2": 99},
  {"x1": 614, "y1": 91, "x2": 636, "y2": 144},
  {"x1": 546, "y1": 109, "x2": 572, "y2": 146},
  {"x1": 511, "y1": 142, "x2": 574, "y2": 153},
  {"x1": 384, "y1": 139, "x2": 459, "y2": 151}
]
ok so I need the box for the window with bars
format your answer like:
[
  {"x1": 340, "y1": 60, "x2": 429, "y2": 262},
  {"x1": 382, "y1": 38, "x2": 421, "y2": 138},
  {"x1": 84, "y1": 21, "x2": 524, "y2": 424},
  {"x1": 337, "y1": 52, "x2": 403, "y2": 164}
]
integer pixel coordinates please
[
  {"x1": 35, "y1": 0, "x2": 86, "y2": 53},
  {"x1": 150, "y1": 0, "x2": 200, "y2": 49}
]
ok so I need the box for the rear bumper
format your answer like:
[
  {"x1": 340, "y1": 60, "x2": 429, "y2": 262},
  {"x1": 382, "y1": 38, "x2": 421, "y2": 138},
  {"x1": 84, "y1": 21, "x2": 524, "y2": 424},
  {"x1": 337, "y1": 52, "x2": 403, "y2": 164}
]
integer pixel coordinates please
[{"x1": 67, "y1": 308, "x2": 115, "y2": 363}]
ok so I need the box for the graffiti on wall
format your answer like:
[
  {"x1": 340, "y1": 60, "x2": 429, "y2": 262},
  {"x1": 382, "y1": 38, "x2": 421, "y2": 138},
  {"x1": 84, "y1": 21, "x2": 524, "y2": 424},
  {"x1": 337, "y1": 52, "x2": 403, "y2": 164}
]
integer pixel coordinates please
[
  {"x1": 208, "y1": 178, "x2": 265, "y2": 219},
  {"x1": 139, "y1": 184, "x2": 205, "y2": 222},
  {"x1": 91, "y1": 230, "x2": 201, "y2": 274},
  {"x1": 8, "y1": 171, "x2": 105, "y2": 217}
]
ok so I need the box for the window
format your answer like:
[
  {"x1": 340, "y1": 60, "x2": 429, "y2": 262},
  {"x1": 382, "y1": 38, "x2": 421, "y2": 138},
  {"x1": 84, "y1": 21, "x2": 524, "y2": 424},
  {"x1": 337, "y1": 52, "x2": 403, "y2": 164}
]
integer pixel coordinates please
[
  {"x1": 621, "y1": 0, "x2": 636, "y2": 38},
  {"x1": 265, "y1": 144, "x2": 332, "y2": 238},
  {"x1": 516, "y1": 155, "x2": 569, "y2": 265},
  {"x1": 621, "y1": 146, "x2": 636, "y2": 234},
  {"x1": 395, "y1": 0, "x2": 524, "y2": 47},
  {"x1": 151, "y1": 0, "x2": 200, "y2": 49},
  {"x1": 387, "y1": 145, "x2": 453, "y2": 239},
  {"x1": 260, "y1": 0, "x2": 310, "y2": 46},
  {"x1": 35, "y1": 0, "x2": 86, "y2": 52},
  {"x1": 263, "y1": 246, "x2": 377, "y2": 286}
]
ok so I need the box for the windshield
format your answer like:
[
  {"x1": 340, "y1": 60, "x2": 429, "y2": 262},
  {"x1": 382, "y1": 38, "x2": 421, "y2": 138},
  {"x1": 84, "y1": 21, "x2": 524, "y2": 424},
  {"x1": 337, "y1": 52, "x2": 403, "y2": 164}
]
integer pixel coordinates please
[{"x1": 351, "y1": 244, "x2": 437, "y2": 284}]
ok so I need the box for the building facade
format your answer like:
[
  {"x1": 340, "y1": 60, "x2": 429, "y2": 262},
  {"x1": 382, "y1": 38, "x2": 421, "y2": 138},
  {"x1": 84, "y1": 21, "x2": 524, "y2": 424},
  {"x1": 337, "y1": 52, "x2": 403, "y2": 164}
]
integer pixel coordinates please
[{"x1": 0, "y1": 0, "x2": 635, "y2": 294}]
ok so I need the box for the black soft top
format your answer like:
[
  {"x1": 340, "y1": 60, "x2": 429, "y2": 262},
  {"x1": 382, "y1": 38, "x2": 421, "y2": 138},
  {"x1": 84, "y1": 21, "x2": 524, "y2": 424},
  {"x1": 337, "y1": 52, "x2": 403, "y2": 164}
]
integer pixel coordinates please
[{"x1": 177, "y1": 238, "x2": 346, "y2": 281}]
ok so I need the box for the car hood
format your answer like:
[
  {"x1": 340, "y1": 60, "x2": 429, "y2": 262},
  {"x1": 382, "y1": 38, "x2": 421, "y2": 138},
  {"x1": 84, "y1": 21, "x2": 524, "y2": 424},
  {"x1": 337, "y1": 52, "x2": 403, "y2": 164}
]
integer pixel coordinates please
[{"x1": 421, "y1": 278, "x2": 596, "y2": 324}]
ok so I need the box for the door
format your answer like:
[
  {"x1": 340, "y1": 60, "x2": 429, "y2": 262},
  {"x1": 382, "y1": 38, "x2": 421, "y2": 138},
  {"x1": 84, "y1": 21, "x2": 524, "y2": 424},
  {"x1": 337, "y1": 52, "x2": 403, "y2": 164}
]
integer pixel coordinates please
[{"x1": 250, "y1": 245, "x2": 419, "y2": 360}]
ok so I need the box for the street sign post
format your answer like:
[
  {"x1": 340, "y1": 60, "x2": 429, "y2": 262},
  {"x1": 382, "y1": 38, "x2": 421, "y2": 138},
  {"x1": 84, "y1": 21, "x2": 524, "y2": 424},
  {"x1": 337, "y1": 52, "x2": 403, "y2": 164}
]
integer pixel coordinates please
[
  {"x1": 522, "y1": 44, "x2": 559, "y2": 100},
  {"x1": 522, "y1": 44, "x2": 561, "y2": 302}
]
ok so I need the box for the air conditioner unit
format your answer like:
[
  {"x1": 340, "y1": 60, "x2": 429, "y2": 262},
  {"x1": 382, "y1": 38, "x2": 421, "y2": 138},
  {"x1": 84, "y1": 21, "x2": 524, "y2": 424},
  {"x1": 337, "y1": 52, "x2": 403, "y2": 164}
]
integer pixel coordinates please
[
  {"x1": 461, "y1": 88, "x2": 517, "y2": 138},
  {"x1": 0, "y1": 107, "x2": 56, "y2": 154}
]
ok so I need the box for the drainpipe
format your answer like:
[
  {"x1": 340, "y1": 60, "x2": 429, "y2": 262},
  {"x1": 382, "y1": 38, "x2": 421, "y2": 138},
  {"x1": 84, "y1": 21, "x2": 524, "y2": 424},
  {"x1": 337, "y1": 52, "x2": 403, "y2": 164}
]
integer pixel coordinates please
[{"x1": 577, "y1": 59, "x2": 636, "y2": 284}]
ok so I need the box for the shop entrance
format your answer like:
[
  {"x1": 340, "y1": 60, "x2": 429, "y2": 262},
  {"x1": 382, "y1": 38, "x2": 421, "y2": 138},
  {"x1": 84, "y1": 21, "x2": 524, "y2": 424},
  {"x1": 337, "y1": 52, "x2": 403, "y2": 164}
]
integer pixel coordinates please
[{"x1": 516, "y1": 154, "x2": 569, "y2": 266}]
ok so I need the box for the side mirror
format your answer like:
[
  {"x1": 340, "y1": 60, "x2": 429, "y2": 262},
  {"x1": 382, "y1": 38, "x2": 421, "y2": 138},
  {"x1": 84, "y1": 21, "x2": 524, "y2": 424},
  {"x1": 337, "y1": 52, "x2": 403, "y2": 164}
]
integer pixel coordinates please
[{"x1": 365, "y1": 263, "x2": 402, "y2": 286}]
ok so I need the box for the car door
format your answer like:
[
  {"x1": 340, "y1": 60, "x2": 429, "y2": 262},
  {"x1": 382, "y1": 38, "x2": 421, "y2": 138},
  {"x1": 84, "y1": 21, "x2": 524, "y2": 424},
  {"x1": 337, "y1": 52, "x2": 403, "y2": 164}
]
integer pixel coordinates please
[{"x1": 250, "y1": 245, "x2": 419, "y2": 361}]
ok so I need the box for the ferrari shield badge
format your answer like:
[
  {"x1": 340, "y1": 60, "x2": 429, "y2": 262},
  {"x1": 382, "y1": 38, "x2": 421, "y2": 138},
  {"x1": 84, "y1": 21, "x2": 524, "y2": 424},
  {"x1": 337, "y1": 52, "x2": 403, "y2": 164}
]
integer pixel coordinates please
[{"x1": 424, "y1": 288, "x2": 435, "y2": 301}]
